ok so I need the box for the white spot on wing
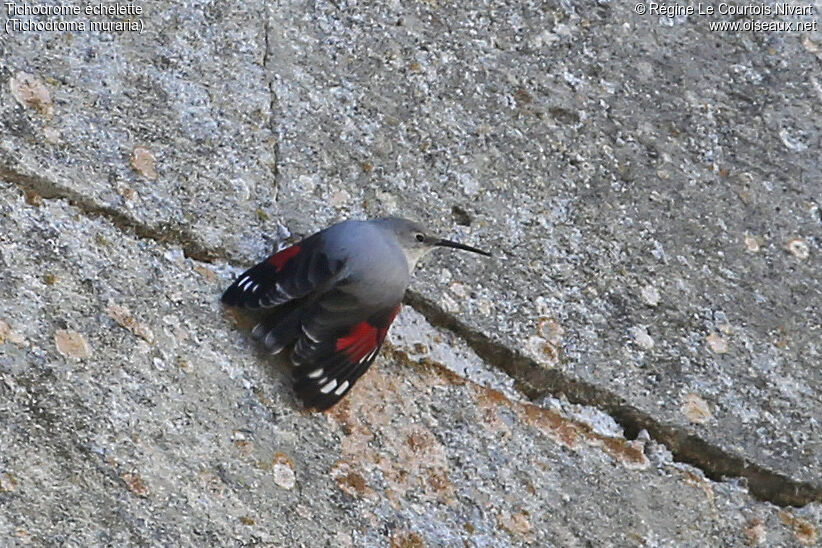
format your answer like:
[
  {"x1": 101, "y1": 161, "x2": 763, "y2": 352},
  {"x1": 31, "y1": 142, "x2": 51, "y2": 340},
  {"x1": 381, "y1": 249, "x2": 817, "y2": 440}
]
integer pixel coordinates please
[
  {"x1": 302, "y1": 325, "x2": 320, "y2": 343},
  {"x1": 276, "y1": 282, "x2": 293, "y2": 299},
  {"x1": 320, "y1": 379, "x2": 338, "y2": 394},
  {"x1": 307, "y1": 368, "x2": 323, "y2": 379},
  {"x1": 360, "y1": 347, "x2": 378, "y2": 364},
  {"x1": 334, "y1": 380, "x2": 349, "y2": 396}
]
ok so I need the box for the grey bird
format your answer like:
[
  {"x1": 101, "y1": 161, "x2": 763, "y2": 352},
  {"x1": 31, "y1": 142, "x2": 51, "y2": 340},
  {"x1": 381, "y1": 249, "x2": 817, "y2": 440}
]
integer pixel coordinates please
[{"x1": 221, "y1": 217, "x2": 490, "y2": 410}]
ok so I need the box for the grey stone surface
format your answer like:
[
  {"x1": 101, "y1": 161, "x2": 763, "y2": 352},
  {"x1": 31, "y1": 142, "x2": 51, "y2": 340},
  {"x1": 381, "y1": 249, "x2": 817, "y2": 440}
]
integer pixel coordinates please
[
  {"x1": 0, "y1": 2, "x2": 276, "y2": 259},
  {"x1": 2, "y1": 1, "x2": 819, "y2": 498},
  {"x1": 0, "y1": 179, "x2": 819, "y2": 546},
  {"x1": 1, "y1": 0, "x2": 821, "y2": 543},
  {"x1": 262, "y1": 0, "x2": 822, "y2": 497}
]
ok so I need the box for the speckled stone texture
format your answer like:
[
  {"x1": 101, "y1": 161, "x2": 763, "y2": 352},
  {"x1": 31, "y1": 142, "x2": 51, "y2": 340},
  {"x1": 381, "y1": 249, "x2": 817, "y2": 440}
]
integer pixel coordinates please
[
  {"x1": 1, "y1": 0, "x2": 821, "y2": 545},
  {"x1": 263, "y1": 0, "x2": 822, "y2": 496},
  {"x1": 0, "y1": 180, "x2": 818, "y2": 546}
]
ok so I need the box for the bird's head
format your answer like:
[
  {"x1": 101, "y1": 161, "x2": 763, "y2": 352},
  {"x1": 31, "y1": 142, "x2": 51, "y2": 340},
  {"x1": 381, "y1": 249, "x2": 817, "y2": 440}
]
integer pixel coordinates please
[{"x1": 376, "y1": 217, "x2": 491, "y2": 270}]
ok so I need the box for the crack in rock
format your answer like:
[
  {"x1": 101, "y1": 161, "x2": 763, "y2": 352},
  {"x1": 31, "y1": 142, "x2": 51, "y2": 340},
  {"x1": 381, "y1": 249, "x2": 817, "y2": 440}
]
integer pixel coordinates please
[
  {"x1": 1, "y1": 168, "x2": 818, "y2": 508},
  {"x1": 404, "y1": 290, "x2": 822, "y2": 509},
  {"x1": 262, "y1": 6, "x2": 280, "y2": 184},
  {"x1": 0, "y1": 162, "x2": 220, "y2": 263}
]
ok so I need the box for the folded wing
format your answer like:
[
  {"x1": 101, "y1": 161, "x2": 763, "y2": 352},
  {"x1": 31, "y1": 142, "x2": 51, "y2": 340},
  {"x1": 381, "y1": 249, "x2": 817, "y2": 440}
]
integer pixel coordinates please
[
  {"x1": 221, "y1": 234, "x2": 344, "y2": 310},
  {"x1": 292, "y1": 289, "x2": 402, "y2": 410}
]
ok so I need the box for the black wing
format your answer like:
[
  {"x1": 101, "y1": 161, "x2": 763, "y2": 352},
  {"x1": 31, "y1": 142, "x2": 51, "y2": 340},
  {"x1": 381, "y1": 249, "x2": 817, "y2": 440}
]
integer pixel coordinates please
[
  {"x1": 221, "y1": 234, "x2": 343, "y2": 310},
  {"x1": 291, "y1": 288, "x2": 402, "y2": 410}
]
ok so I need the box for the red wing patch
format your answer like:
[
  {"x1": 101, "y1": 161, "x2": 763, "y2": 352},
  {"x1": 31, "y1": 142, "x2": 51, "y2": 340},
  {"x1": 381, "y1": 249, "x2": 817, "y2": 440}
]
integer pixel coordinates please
[
  {"x1": 293, "y1": 303, "x2": 401, "y2": 410},
  {"x1": 334, "y1": 304, "x2": 401, "y2": 362},
  {"x1": 268, "y1": 245, "x2": 301, "y2": 271},
  {"x1": 334, "y1": 322, "x2": 381, "y2": 362}
]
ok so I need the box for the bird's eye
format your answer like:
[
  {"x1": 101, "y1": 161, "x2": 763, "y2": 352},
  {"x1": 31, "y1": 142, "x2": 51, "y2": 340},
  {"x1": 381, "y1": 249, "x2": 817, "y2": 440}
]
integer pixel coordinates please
[{"x1": 415, "y1": 233, "x2": 425, "y2": 242}]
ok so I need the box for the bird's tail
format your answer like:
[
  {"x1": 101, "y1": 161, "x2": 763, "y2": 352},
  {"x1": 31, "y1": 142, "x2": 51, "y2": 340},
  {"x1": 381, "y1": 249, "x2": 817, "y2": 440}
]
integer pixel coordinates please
[{"x1": 250, "y1": 299, "x2": 306, "y2": 354}]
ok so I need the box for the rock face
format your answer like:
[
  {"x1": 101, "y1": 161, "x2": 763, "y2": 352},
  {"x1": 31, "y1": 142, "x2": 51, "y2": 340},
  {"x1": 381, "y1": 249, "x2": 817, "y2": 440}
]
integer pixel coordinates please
[{"x1": 1, "y1": 1, "x2": 820, "y2": 545}]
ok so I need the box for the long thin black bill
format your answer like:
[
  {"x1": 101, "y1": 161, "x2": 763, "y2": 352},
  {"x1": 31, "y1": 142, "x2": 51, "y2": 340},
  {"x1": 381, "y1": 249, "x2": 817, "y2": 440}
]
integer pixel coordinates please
[{"x1": 435, "y1": 238, "x2": 491, "y2": 257}]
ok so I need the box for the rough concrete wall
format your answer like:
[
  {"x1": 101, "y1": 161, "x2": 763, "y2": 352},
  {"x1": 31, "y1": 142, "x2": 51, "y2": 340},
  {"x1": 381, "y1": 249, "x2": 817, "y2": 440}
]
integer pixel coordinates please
[{"x1": 0, "y1": 0, "x2": 820, "y2": 546}]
